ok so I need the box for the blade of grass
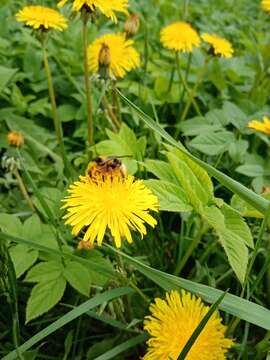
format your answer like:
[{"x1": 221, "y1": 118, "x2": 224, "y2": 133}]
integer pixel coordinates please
[
  {"x1": 116, "y1": 90, "x2": 269, "y2": 215},
  {"x1": 177, "y1": 291, "x2": 227, "y2": 360},
  {"x1": 2, "y1": 287, "x2": 133, "y2": 360},
  {"x1": 95, "y1": 334, "x2": 148, "y2": 360},
  {"x1": 106, "y1": 245, "x2": 270, "y2": 330}
]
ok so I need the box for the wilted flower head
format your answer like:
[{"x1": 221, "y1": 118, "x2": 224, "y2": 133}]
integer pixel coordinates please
[
  {"x1": 58, "y1": 0, "x2": 128, "y2": 22},
  {"x1": 62, "y1": 159, "x2": 158, "y2": 248},
  {"x1": 16, "y1": 5, "x2": 67, "y2": 31},
  {"x1": 7, "y1": 131, "x2": 24, "y2": 148},
  {"x1": 160, "y1": 22, "x2": 201, "y2": 52},
  {"x1": 248, "y1": 116, "x2": 270, "y2": 135},
  {"x1": 202, "y1": 33, "x2": 233, "y2": 58},
  {"x1": 88, "y1": 33, "x2": 140, "y2": 78},
  {"x1": 143, "y1": 290, "x2": 233, "y2": 360},
  {"x1": 124, "y1": 14, "x2": 140, "y2": 37}
]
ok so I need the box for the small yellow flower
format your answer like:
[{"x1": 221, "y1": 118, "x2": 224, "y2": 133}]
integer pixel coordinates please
[
  {"x1": 248, "y1": 116, "x2": 270, "y2": 135},
  {"x1": 160, "y1": 22, "x2": 201, "y2": 52},
  {"x1": 262, "y1": 0, "x2": 270, "y2": 13},
  {"x1": 16, "y1": 5, "x2": 67, "y2": 31},
  {"x1": 62, "y1": 171, "x2": 158, "y2": 248},
  {"x1": 7, "y1": 131, "x2": 24, "y2": 147},
  {"x1": 58, "y1": 0, "x2": 128, "y2": 22},
  {"x1": 143, "y1": 290, "x2": 233, "y2": 360},
  {"x1": 202, "y1": 33, "x2": 233, "y2": 58},
  {"x1": 88, "y1": 33, "x2": 140, "y2": 78}
]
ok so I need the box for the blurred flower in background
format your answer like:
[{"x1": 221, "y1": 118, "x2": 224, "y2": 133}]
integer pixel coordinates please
[
  {"x1": 202, "y1": 33, "x2": 234, "y2": 58},
  {"x1": 248, "y1": 116, "x2": 270, "y2": 135}
]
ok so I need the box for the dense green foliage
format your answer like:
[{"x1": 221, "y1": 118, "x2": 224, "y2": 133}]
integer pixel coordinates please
[{"x1": 1, "y1": 0, "x2": 270, "y2": 359}]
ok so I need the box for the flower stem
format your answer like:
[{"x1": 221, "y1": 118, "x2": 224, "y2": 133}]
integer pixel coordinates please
[
  {"x1": 41, "y1": 39, "x2": 67, "y2": 167},
  {"x1": 13, "y1": 167, "x2": 35, "y2": 212},
  {"x1": 102, "y1": 96, "x2": 121, "y2": 131},
  {"x1": 175, "y1": 52, "x2": 201, "y2": 121},
  {"x1": 82, "y1": 12, "x2": 94, "y2": 147}
]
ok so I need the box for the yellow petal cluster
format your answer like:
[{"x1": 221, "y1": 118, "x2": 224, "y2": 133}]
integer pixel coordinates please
[
  {"x1": 143, "y1": 290, "x2": 233, "y2": 360},
  {"x1": 16, "y1": 6, "x2": 67, "y2": 31},
  {"x1": 58, "y1": 0, "x2": 128, "y2": 22},
  {"x1": 7, "y1": 131, "x2": 24, "y2": 147},
  {"x1": 160, "y1": 22, "x2": 201, "y2": 52},
  {"x1": 248, "y1": 116, "x2": 270, "y2": 135},
  {"x1": 262, "y1": 0, "x2": 270, "y2": 12},
  {"x1": 202, "y1": 33, "x2": 233, "y2": 58},
  {"x1": 88, "y1": 33, "x2": 140, "y2": 78},
  {"x1": 62, "y1": 174, "x2": 158, "y2": 248}
]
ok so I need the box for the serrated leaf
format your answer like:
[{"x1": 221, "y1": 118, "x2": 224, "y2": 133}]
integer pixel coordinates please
[
  {"x1": 236, "y1": 164, "x2": 265, "y2": 177},
  {"x1": 25, "y1": 261, "x2": 64, "y2": 283},
  {"x1": 10, "y1": 245, "x2": 38, "y2": 278},
  {"x1": 189, "y1": 131, "x2": 235, "y2": 156},
  {"x1": 144, "y1": 159, "x2": 178, "y2": 183},
  {"x1": 203, "y1": 205, "x2": 248, "y2": 283},
  {"x1": 0, "y1": 65, "x2": 18, "y2": 93},
  {"x1": 144, "y1": 179, "x2": 192, "y2": 212},
  {"x1": 64, "y1": 261, "x2": 91, "y2": 296},
  {"x1": 26, "y1": 276, "x2": 66, "y2": 322}
]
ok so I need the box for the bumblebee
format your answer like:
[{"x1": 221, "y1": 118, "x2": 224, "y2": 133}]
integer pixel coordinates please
[{"x1": 87, "y1": 156, "x2": 127, "y2": 180}]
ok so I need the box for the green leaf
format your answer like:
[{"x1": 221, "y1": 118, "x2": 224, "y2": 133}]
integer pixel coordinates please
[
  {"x1": 10, "y1": 245, "x2": 38, "y2": 278},
  {"x1": 189, "y1": 131, "x2": 235, "y2": 156},
  {"x1": 222, "y1": 101, "x2": 247, "y2": 129},
  {"x1": 117, "y1": 90, "x2": 269, "y2": 215},
  {"x1": 57, "y1": 104, "x2": 77, "y2": 122},
  {"x1": 26, "y1": 275, "x2": 66, "y2": 323},
  {"x1": 3, "y1": 288, "x2": 133, "y2": 360},
  {"x1": 144, "y1": 179, "x2": 192, "y2": 212},
  {"x1": 0, "y1": 65, "x2": 18, "y2": 94},
  {"x1": 64, "y1": 260, "x2": 91, "y2": 296},
  {"x1": 203, "y1": 205, "x2": 248, "y2": 283},
  {"x1": 230, "y1": 194, "x2": 270, "y2": 218},
  {"x1": 236, "y1": 164, "x2": 265, "y2": 177},
  {"x1": 0, "y1": 214, "x2": 22, "y2": 237},
  {"x1": 25, "y1": 261, "x2": 64, "y2": 283},
  {"x1": 22, "y1": 214, "x2": 41, "y2": 241},
  {"x1": 107, "y1": 245, "x2": 270, "y2": 330},
  {"x1": 144, "y1": 159, "x2": 178, "y2": 183}
]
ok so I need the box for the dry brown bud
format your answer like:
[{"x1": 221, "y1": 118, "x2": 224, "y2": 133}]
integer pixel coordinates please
[{"x1": 124, "y1": 14, "x2": 140, "y2": 37}]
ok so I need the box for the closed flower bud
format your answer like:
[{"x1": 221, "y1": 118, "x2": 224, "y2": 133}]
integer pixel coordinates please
[
  {"x1": 98, "y1": 42, "x2": 111, "y2": 79},
  {"x1": 7, "y1": 131, "x2": 24, "y2": 147},
  {"x1": 124, "y1": 14, "x2": 140, "y2": 37}
]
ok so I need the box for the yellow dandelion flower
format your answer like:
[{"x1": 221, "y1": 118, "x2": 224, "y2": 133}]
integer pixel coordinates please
[
  {"x1": 57, "y1": 0, "x2": 128, "y2": 22},
  {"x1": 248, "y1": 116, "x2": 270, "y2": 135},
  {"x1": 7, "y1": 131, "x2": 24, "y2": 147},
  {"x1": 62, "y1": 172, "x2": 158, "y2": 248},
  {"x1": 16, "y1": 5, "x2": 67, "y2": 31},
  {"x1": 262, "y1": 0, "x2": 270, "y2": 13},
  {"x1": 160, "y1": 22, "x2": 201, "y2": 52},
  {"x1": 143, "y1": 290, "x2": 233, "y2": 360},
  {"x1": 88, "y1": 33, "x2": 140, "y2": 78},
  {"x1": 202, "y1": 33, "x2": 234, "y2": 58}
]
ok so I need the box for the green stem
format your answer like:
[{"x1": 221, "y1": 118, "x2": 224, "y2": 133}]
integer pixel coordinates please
[
  {"x1": 102, "y1": 96, "x2": 121, "y2": 131},
  {"x1": 183, "y1": 0, "x2": 189, "y2": 19},
  {"x1": 13, "y1": 168, "x2": 35, "y2": 212},
  {"x1": 82, "y1": 13, "x2": 94, "y2": 147},
  {"x1": 42, "y1": 39, "x2": 67, "y2": 166},
  {"x1": 175, "y1": 52, "x2": 201, "y2": 121}
]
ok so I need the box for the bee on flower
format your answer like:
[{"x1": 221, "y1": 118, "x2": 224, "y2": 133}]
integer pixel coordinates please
[{"x1": 62, "y1": 156, "x2": 159, "y2": 248}]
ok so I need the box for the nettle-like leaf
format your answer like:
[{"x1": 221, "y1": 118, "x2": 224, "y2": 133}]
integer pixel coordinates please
[
  {"x1": 26, "y1": 260, "x2": 66, "y2": 323},
  {"x1": 203, "y1": 205, "x2": 251, "y2": 284},
  {"x1": 94, "y1": 123, "x2": 146, "y2": 174},
  {"x1": 63, "y1": 260, "x2": 91, "y2": 297},
  {"x1": 10, "y1": 245, "x2": 38, "y2": 278}
]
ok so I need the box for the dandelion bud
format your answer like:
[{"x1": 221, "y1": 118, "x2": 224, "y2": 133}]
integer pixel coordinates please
[
  {"x1": 98, "y1": 43, "x2": 111, "y2": 79},
  {"x1": 77, "y1": 240, "x2": 94, "y2": 250},
  {"x1": 7, "y1": 131, "x2": 24, "y2": 148},
  {"x1": 124, "y1": 14, "x2": 140, "y2": 37}
]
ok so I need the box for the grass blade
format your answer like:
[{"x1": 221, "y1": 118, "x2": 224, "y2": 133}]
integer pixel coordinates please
[
  {"x1": 177, "y1": 291, "x2": 227, "y2": 360},
  {"x1": 2, "y1": 287, "x2": 133, "y2": 360},
  {"x1": 95, "y1": 334, "x2": 148, "y2": 360},
  {"x1": 107, "y1": 245, "x2": 270, "y2": 330},
  {"x1": 117, "y1": 90, "x2": 269, "y2": 215}
]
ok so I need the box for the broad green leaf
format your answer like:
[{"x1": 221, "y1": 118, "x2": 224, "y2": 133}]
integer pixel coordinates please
[
  {"x1": 180, "y1": 116, "x2": 222, "y2": 136},
  {"x1": 63, "y1": 260, "x2": 91, "y2": 296},
  {"x1": 22, "y1": 214, "x2": 41, "y2": 241},
  {"x1": 230, "y1": 194, "x2": 270, "y2": 218},
  {"x1": 107, "y1": 246, "x2": 270, "y2": 330},
  {"x1": 10, "y1": 245, "x2": 38, "y2": 278},
  {"x1": 25, "y1": 261, "x2": 64, "y2": 283},
  {"x1": 117, "y1": 90, "x2": 269, "y2": 215},
  {"x1": 236, "y1": 164, "x2": 265, "y2": 177},
  {"x1": 222, "y1": 101, "x2": 247, "y2": 129},
  {"x1": 3, "y1": 288, "x2": 133, "y2": 360},
  {"x1": 0, "y1": 65, "x2": 18, "y2": 93},
  {"x1": 203, "y1": 205, "x2": 248, "y2": 283},
  {"x1": 189, "y1": 131, "x2": 235, "y2": 156},
  {"x1": 144, "y1": 179, "x2": 192, "y2": 212},
  {"x1": 26, "y1": 275, "x2": 66, "y2": 322},
  {"x1": 33, "y1": 187, "x2": 63, "y2": 219},
  {"x1": 144, "y1": 159, "x2": 178, "y2": 183},
  {"x1": 0, "y1": 214, "x2": 22, "y2": 237}
]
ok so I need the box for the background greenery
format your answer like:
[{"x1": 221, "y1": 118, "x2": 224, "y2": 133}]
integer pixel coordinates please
[{"x1": 1, "y1": 0, "x2": 270, "y2": 359}]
